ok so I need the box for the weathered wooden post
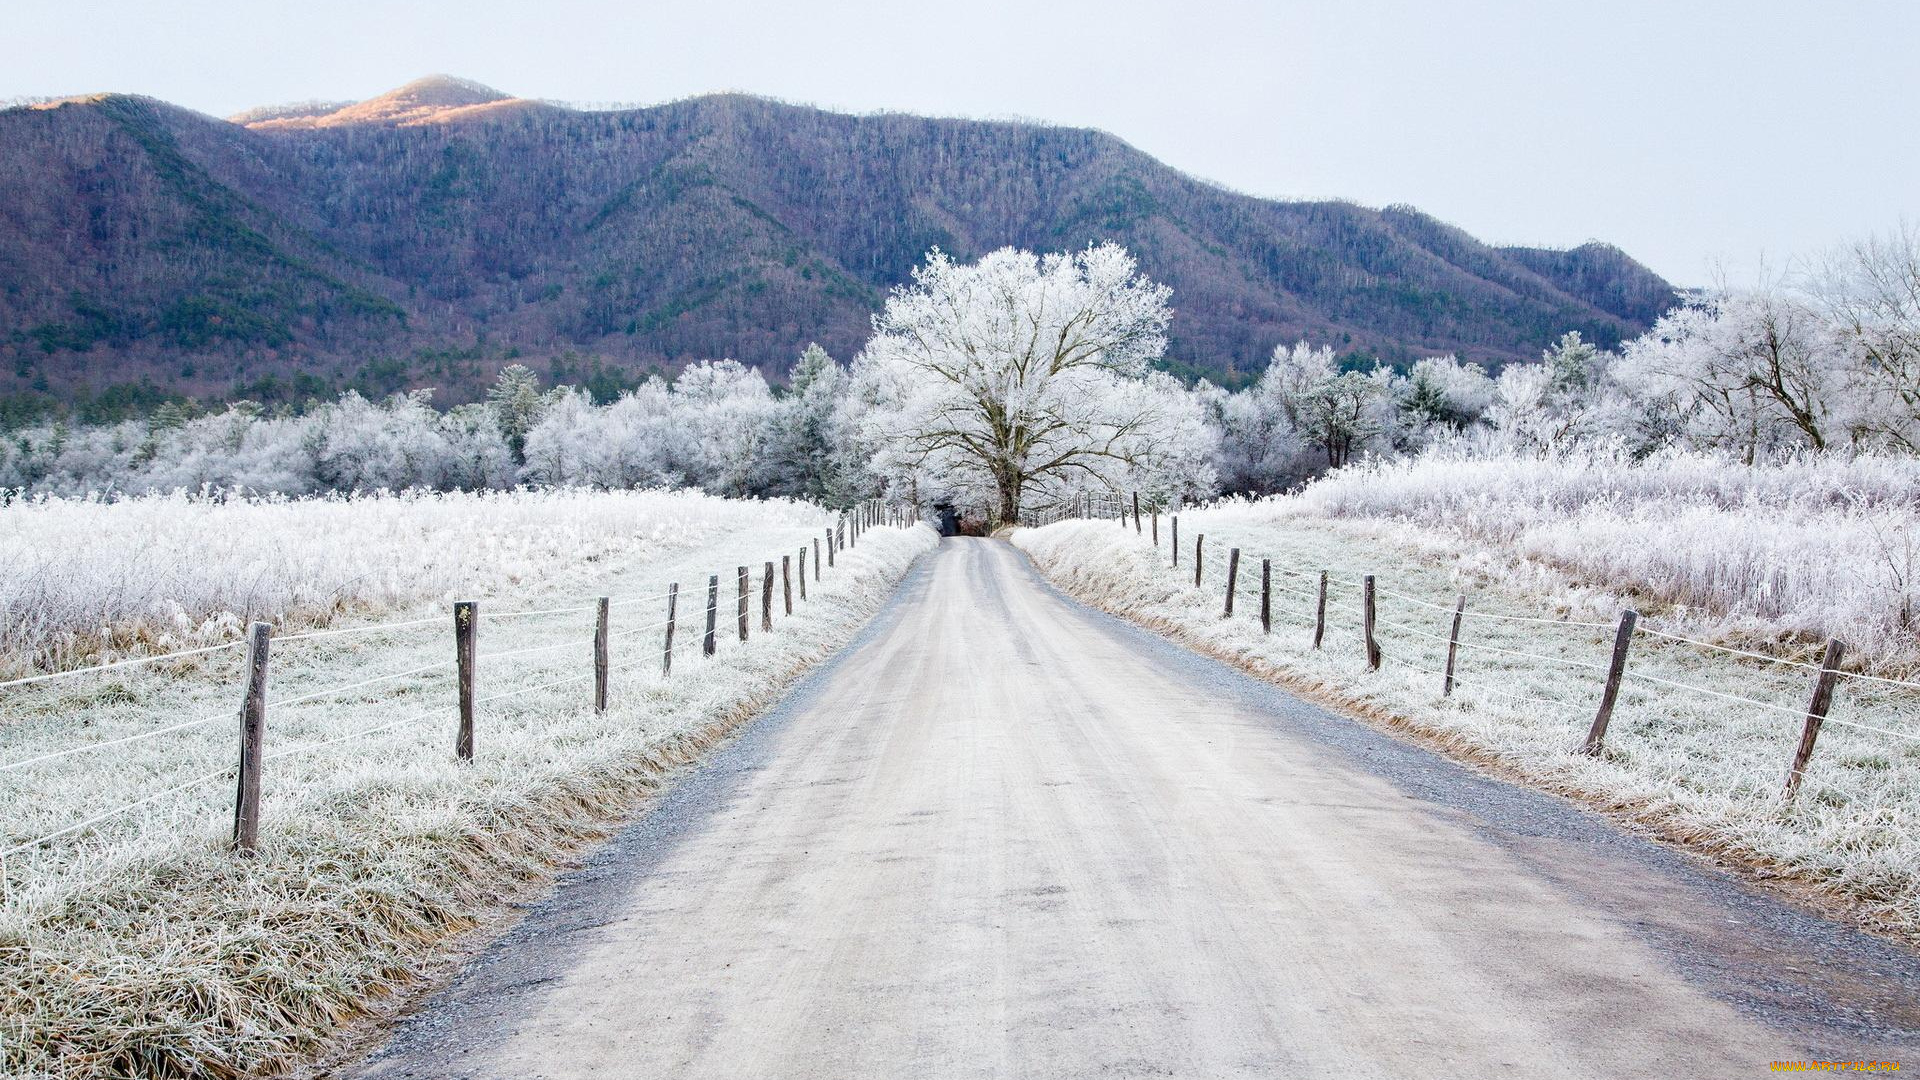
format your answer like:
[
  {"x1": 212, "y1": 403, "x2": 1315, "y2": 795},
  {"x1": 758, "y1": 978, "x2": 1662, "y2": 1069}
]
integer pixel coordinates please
[
  {"x1": 1582, "y1": 610, "x2": 1639, "y2": 756},
  {"x1": 662, "y1": 584, "x2": 678, "y2": 676},
  {"x1": 798, "y1": 547, "x2": 808, "y2": 601},
  {"x1": 1194, "y1": 534, "x2": 1204, "y2": 587},
  {"x1": 1362, "y1": 575, "x2": 1381, "y2": 670},
  {"x1": 231, "y1": 620, "x2": 270, "y2": 854},
  {"x1": 1152, "y1": 510, "x2": 1159, "y2": 547},
  {"x1": 782, "y1": 555, "x2": 793, "y2": 615},
  {"x1": 1313, "y1": 572, "x2": 1328, "y2": 649},
  {"x1": 1172, "y1": 516, "x2": 1179, "y2": 566},
  {"x1": 826, "y1": 528, "x2": 835, "y2": 568},
  {"x1": 1133, "y1": 492, "x2": 1142, "y2": 534},
  {"x1": 1443, "y1": 594, "x2": 1466, "y2": 696},
  {"x1": 455, "y1": 601, "x2": 477, "y2": 760},
  {"x1": 737, "y1": 567, "x2": 749, "y2": 642},
  {"x1": 1261, "y1": 559, "x2": 1272, "y2": 634},
  {"x1": 1783, "y1": 638, "x2": 1847, "y2": 801},
  {"x1": 1224, "y1": 548, "x2": 1240, "y2": 617},
  {"x1": 761, "y1": 562, "x2": 774, "y2": 632},
  {"x1": 703, "y1": 575, "x2": 719, "y2": 656},
  {"x1": 814, "y1": 537, "x2": 822, "y2": 579},
  {"x1": 594, "y1": 597, "x2": 610, "y2": 713}
]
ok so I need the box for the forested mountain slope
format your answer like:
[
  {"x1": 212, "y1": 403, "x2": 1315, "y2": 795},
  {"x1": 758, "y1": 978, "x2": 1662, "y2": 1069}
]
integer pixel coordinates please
[{"x1": 0, "y1": 77, "x2": 1676, "y2": 414}]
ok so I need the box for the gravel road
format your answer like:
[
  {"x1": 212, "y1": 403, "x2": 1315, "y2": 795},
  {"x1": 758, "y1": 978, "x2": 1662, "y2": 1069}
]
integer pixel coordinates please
[{"x1": 349, "y1": 537, "x2": 1920, "y2": 1079}]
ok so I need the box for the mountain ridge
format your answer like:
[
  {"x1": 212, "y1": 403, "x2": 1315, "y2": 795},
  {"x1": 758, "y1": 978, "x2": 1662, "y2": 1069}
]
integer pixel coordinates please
[{"x1": 0, "y1": 79, "x2": 1677, "y2": 416}]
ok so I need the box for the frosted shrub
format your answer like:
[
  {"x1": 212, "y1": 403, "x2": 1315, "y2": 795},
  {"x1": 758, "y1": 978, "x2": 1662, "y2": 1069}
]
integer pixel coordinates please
[{"x1": 1275, "y1": 447, "x2": 1920, "y2": 671}]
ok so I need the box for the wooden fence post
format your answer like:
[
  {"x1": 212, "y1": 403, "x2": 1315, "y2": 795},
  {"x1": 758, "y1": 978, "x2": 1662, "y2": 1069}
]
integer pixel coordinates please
[
  {"x1": 232, "y1": 620, "x2": 270, "y2": 854},
  {"x1": 1194, "y1": 534, "x2": 1204, "y2": 587},
  {"x1": 1261, "y1": 559, "x2": 1272, "y2": 634},
  {"x1": 1224, "y1": 548, "x2": 1240, "y2": 617},
  {"x1": 761, "y1": 562, "x2": 774, "y2": 632},
  {"x1": 594, "y1": 597, "x2": 610, "y2": 713},
  {"x1": 782, "y1": 555, "x2": 793, "y2": 615},
  {"x1": 1172, "y1": 516, "x2": 1179, "y2": 566},
  {"x1": 1313, "y1": 572, "x2": 1328, "y2": 649},
  {"x1": 814, "y1": 537, "x2": 822, "y2": 579},
  {"x1": 662, "y1": 584, "x2": 678, "y2": 676},
  {"x1": 1582, "y1": 610, "x2": 1639, "y2": 756},
  {"x1": 798, "y1": 547, "x2": 808, "y2": 601},
  {"x1": 1152, "y1": 510, "x2": 1159, "y2": 547},
  {"x1": 1133, "y1": 492, "x2": 1142, "y2": 533},
  {"x1": 826, "y1": 528, "x2": 835, "y2": 568},
  {"x1": 737, "y1": 567, "x2": 749, "y2": 642},
  {"x1": 1362, "y1": 575, "x2": 1380, "y2": 671},
  {"x1": 1784, "y1": 637, "x2": 1847, "y2": 801},
  {"x1": 455, "y1": 601, "x2": 477, "y2": 760},
  {"x1": 703, "y1": 575, "x2": 718, "y2": 656},
  {"x1": 1443, "y1": 594, "x2": 1466, "y2": 696}
]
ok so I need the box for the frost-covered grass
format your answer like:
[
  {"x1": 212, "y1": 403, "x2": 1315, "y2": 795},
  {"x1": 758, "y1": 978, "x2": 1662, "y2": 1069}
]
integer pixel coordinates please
[
  {"x1": 1287, "y1": 448, "x2": 1920, "y2": 675},
  {"x1": 0, "y1": 489, "x2": 935, "y2": 1079},
  {"x1": 1015, "y1": 515, "x2": 1920, "y2": 937},
  {"x1": 0, "y1": 487, "x2": 837, "y2": 678}
]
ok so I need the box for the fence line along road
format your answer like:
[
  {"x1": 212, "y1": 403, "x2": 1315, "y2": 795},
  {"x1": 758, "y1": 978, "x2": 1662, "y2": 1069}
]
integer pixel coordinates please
[
  {"x1": 1031, "y1": 496, "x2": 1918, "y2": 812},
  {"x1": 0, "y1": 506, "x2": 927, "y2": 868}
]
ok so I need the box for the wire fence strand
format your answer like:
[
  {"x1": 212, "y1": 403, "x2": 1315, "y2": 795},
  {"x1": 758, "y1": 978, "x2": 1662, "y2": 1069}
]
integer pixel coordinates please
[{"x1": 0, "y1": 641, "x2": 245, "y2": 690}]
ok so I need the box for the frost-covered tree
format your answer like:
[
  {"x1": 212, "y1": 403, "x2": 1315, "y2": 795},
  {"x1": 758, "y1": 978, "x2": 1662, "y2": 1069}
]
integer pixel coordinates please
[
  {"x1": 487, "y1": 364, "x2": 548, "y2": 466},
  {"x1": 852, "y1": 244, "x2": 1183, "y2": 521},
  {"x1": 1614, "y1": 292, "x2": 1836, "y2": 461},
  {"x1": 763, "y1": 344, "x2": 847, "y2": 500},
  {"x1": 1812, "y1": 225, "x2": 1920, "y2": 452}
]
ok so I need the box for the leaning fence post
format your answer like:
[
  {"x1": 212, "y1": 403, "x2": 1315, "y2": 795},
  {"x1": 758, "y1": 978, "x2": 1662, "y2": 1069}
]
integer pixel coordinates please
[
  {"x1": 662, "y1": 584, "x2": 678, "y2": 676},
  {"x1": 231, "y1": 620, "x2": 270, "y2": 854},
  {"x1": 1313, "y1": 572, "x2": 1328, "y2": 649},
  {"x1": 1443, "y1": 594, "x2": 1466, "y2": 696},
  {"x1": 737, "y1": 567, "x2": 749, "y2": 642},
  {"x1": 1194, "y1": 534, "x2": 1204, "y2": 587},
  {"x1": 1784, "y1": 637, "x2": 1847, "y2": 801},
  {"x1": 1362, "y1": 575, "x2": 1381, "y2": 671},
  {"x1": 1582, "y1": 610, "x2": 1639, "y2": 756},
  {"x1": 782, "y1": 555, "x2": 794, "y2": 615},
  {"x1": 798, "y1": 547, "x2": 808, "y2": 601},
  {"x1": 1261, "y1": 559, "x2": 1272, "y2": 634},
  {"x1": 594, "y1": 597, "x2": 610, "y2": 713},
  {"x1": 455, "y1": 601, "x2": 477, "y2": 760},
  {"x1": 1172, "y1": 516, "x2": 1179, "y2": 566},
  {"x1": 1224, "y1": 548, "x2": 1240, "y2": 617},
  {"x1": 703, "y1": 575, "x2": 718, "y2": 656}
]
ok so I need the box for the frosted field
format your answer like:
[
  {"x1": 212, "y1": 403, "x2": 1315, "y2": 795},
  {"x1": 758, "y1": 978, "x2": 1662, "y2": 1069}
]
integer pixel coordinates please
[
  {"x1": 0, "y1": 488, "x2": 935, "y2": 1079},
  {"x1": 1016, "y1": 508, "x2": 1920, "y2": 936},
  {"x1": 1288, "y1": 449, "x2": 1920, "y2": 675}
]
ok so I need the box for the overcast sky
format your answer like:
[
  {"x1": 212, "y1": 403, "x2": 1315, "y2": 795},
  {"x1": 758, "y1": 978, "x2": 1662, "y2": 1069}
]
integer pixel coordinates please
[{"x1": 6, "y1": 0, "x2": 1915, "y2": 288}]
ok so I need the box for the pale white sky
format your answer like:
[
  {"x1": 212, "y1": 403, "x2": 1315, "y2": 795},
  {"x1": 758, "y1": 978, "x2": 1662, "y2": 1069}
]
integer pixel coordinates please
[{"x1": 6, "y1": 0, "x2": 1915, "y2": 287}]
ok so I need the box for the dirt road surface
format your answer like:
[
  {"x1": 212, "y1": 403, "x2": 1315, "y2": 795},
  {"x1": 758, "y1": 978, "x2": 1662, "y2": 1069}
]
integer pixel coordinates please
[{"x1": 351, "y1": 537, "x2": 1920, "y2": 1079}]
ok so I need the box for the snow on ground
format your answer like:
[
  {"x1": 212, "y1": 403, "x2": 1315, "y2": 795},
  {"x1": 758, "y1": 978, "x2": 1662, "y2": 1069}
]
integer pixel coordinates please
[
  {"x1": 0, "y1": 489, "x2": 935, "y2": 1079},
  {"x1": 1014, "y1": 510, "x2": 1920, "y2": 937}
]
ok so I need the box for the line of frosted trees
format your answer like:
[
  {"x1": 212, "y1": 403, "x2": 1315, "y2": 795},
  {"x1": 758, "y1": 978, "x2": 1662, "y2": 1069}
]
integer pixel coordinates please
[{"x1": 4, "y1": 228, "x2": 1916, "y2": 513}]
